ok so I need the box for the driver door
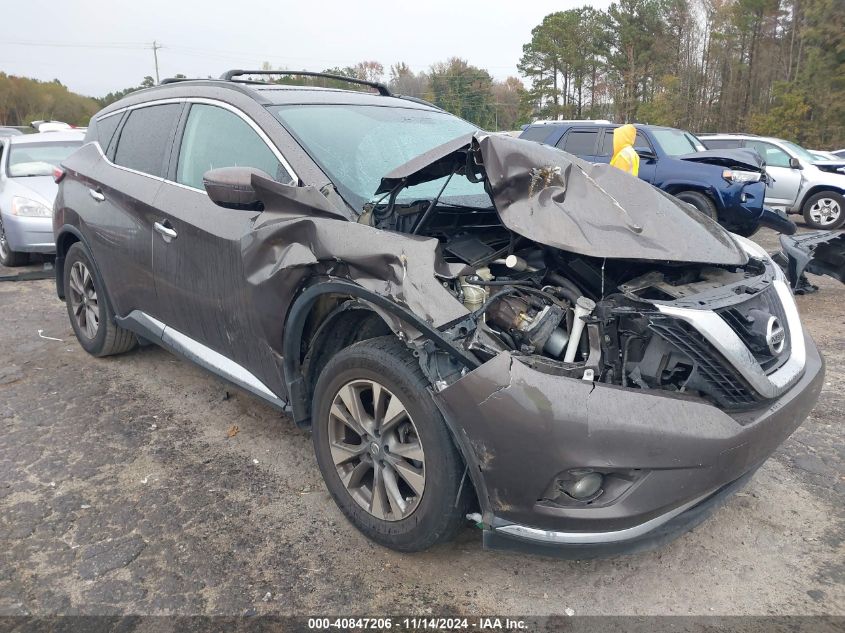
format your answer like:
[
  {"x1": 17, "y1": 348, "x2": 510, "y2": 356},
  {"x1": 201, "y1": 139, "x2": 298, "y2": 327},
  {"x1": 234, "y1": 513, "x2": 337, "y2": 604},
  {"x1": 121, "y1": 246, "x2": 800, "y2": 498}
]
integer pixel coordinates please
[{"x1": 151, "y1": 102, "x2": 295, "y2": 389}]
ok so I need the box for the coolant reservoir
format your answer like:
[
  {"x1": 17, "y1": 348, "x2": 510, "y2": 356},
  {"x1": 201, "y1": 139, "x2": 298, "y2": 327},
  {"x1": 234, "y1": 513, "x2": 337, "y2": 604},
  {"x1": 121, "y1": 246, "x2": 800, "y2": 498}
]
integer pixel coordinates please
[{"x1": 460, "y1": 267, "x2": 493, "y2": 311}]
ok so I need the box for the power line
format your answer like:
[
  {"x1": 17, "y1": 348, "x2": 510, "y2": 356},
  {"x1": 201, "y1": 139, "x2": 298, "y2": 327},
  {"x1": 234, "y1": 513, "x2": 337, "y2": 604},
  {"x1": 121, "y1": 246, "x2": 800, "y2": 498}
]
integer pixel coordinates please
[
  {"x1": 3, "y1": 40, "x2": 150, "y2": 50},
  {"x1": 4, "y1": 39, "x2": 165, "y2": 83}
]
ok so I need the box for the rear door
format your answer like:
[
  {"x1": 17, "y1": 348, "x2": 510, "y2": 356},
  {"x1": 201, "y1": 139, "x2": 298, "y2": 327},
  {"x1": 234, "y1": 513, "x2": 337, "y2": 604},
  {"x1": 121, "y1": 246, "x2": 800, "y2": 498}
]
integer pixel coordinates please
[
  {"x1": 151, "y1": 101, "x2": 295, "y2": 382},
  {"x1": 555, "y1": 128, "x2": 600, "y2": 161},
  {"x1": 745, "y1": 139, "x2": 802, "y2": 209},
  {"x1": 76, "y1": 103, "x2": 182, "y2": 317}
]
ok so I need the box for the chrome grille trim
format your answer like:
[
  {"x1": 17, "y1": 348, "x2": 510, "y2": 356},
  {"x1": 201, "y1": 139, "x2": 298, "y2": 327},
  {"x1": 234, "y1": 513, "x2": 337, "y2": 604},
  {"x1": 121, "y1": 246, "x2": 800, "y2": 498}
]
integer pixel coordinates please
[{"x1": 656, "y1": 280, "x2": 805, "y2": 400}]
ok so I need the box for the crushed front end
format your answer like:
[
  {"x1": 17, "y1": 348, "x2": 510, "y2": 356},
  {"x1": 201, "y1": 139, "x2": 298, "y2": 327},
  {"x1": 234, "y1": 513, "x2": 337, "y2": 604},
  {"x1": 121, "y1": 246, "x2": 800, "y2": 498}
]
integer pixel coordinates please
[
  {"x1": 427, "y1": 249, "x2": 823, "y2": 557},
  {"x1": 366, "y1": 134, "x2": 824, "y2": 556}
]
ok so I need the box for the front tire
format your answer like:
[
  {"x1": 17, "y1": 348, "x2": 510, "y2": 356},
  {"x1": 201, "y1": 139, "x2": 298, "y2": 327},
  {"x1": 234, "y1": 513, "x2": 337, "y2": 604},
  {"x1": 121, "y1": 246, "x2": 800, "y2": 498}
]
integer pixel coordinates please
[
  {"x1": 63, "y1": 242, "x2": 137, "y2": 357},
  {"x1": 802, "y1": 191, "x2": 845, "y2": 230},
  {"x1": 675, "y1": 190, "x2": 718, "y2": 221},
  {"x1": 0, "y1": 216, "x2": 28, "y2": 267},
  {"x1": 311, "y1": 336, "x2": 470, "y2": 551}
]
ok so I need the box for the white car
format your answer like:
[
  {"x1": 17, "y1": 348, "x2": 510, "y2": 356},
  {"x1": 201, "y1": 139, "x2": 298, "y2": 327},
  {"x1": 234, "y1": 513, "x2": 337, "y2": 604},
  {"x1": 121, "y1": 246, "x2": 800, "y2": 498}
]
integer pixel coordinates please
[
  {"x1": 700, "y1": 134, "x2": 845, "y2": 230},
  {"x1": 0, "y1": 130, "x2": 85, "y2": 266}
]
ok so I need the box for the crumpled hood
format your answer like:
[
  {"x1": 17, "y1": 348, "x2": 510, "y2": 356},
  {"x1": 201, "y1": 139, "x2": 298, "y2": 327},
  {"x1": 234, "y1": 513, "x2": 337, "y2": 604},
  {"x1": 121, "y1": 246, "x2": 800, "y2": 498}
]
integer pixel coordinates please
[
  {"x1": 379, "y1": 133, "x2": 748, "y2": 266},
  {"x1": 8, "y1": 176, "x2": 57, "y2": 207},
  {"x1": 678, "y1": 148, "x2": 764, "y2": 171}
]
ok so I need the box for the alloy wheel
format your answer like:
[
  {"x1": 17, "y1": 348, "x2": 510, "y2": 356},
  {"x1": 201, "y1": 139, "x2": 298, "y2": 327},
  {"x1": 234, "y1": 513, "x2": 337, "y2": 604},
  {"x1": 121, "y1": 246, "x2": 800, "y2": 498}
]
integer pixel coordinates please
[
  {"x1": 327, "y1": 379, "x2": 426, "y2": 521},
  {"x1": 809, "y1": 198, "x2": 841, "y2": 226},
  {"x1": 68, "y1": 261, "x2": 100, "y2": 339}
]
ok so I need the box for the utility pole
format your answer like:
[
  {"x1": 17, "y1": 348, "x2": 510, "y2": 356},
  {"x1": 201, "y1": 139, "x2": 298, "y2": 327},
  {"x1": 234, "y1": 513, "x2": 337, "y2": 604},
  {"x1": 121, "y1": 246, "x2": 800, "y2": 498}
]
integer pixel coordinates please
[{"x1": 151, "y1": 41, "x2": 162, "y2": 84}]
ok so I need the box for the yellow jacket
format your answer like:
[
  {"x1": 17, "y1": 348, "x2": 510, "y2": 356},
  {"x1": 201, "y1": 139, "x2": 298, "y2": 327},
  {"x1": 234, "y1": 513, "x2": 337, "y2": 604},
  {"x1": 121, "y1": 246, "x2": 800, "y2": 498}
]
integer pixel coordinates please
[{"x1": 610, "y1": 124, "x2": 640, "y2": 177}]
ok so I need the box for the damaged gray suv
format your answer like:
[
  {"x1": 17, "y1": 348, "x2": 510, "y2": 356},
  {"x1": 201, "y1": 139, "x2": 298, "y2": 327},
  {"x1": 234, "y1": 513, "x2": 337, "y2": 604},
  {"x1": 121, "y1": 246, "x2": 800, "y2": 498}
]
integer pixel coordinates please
[{"x1": 54, "y1": 71, "x2": 824, "y2": 557}]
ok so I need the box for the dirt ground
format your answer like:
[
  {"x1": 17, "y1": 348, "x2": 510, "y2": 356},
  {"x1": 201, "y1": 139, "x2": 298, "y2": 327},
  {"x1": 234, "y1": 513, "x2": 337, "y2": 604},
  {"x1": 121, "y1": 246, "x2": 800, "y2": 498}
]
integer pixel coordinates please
[{"x1": 0, "y1": 227, "x2": 842, "y2": 617}]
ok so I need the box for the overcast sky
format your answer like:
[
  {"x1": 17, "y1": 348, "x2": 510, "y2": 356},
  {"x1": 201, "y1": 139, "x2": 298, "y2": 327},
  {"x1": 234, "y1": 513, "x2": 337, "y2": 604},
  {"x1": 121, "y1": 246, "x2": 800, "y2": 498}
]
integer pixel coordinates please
[{"x1": 2, "y1": 0, "x2": 610, "y2": 97}]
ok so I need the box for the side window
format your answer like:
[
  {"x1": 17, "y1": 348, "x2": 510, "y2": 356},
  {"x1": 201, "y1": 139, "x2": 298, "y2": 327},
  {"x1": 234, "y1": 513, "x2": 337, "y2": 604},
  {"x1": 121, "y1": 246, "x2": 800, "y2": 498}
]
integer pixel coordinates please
[
  {"x1": 701, "y1": 139, "x2": 742, "y2": 150},
  {"x1": 95, "y1": 114, "x2": 122, "y2": 152},
  {"x1": 557, "y1": 129, "x2": 599, "y2": 156},
  {"x1": 634, "y1": 131, "x2": 652, "y2": 153},
  {"x1": 520, "y1": 126, "x2": 553, "y2": 143},
  {"x1": 113, "y1": 104, "x2": 182, "y2": 177},
  {"x1": 746, "y1": 141, "x2": 791, "y2": 168},
  {"x1": 176, "y1": 104, "x2": 292, "y2": 190}
]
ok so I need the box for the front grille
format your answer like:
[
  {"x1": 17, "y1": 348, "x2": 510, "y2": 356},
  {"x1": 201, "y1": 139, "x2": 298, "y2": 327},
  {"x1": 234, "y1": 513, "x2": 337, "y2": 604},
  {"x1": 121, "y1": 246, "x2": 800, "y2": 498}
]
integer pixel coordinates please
[
  {"x1": 718, "y1": 284, "x2": 790, "y2": 373},
  {"x1": 650, "y1": 319, "x2": 762, "y2": 409}
]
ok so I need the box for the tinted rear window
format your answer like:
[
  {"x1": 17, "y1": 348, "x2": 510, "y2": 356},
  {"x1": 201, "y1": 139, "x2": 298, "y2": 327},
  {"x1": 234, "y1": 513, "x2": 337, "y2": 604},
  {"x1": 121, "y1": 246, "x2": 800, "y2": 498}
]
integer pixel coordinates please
[
  {"x1": 558, "y1": 129, "x2": 599, "y2": 155},
  {"x1": 520, "y1": 126, "x2": 553, "y2": 143},
  {"x1": 113, "y1": 104, "x2": 181, "y2": 177},
  {"x1": 95, "y1": 114, "x2": 122, "y2": 151}
]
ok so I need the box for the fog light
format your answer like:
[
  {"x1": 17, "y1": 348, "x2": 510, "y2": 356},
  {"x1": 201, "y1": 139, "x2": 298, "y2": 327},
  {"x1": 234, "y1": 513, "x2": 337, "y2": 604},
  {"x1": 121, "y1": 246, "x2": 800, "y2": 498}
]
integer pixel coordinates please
[{"x1": 561, "y1": 471, "x2": 604, "y2": 500}]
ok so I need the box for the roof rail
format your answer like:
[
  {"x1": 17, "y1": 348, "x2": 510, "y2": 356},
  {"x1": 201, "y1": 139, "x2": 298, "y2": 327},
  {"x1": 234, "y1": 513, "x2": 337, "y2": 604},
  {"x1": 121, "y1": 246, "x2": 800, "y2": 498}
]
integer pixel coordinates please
[
  {"x1": 394, "y1": 94, "x2": 442, "y2": 110},
  {"x1": 220, "y1": 70, "x2": 391, "y2": 96}
]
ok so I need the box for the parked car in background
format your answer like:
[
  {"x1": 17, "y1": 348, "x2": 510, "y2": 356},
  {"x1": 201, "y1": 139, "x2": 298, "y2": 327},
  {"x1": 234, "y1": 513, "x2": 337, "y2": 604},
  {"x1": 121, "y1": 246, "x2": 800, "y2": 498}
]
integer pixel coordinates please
[
  {"x1": 519, "y1": 121, "x2": 792, "y2": 236},
  {"x1": 31, "y1": 120, "x2": 73, "y2": 133},
  {"x1": 53, "y1": 71, "x2": 824, "y2": 557},
  {"x1": 0, "y1": 130, "x2": 84, "y2": 266},
  {"x1": 833, "y1": 149, "x2": 845, "y2": 159},
  {"x1": 809, "y1": 149, "x2": 841, "y2": 162},
  {"x1": 0, "y1": 127, "x2": 25, "y2": 137},
  {"x1": 700, "y1": 134, "x2": 845, "y2": 230}
]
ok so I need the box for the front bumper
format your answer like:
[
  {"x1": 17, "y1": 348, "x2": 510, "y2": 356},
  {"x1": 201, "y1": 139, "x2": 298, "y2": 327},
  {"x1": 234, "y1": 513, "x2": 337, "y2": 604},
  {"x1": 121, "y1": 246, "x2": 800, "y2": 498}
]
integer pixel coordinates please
[
  {"x1": 1, "y1": 212, "x2": 55, "y2": 253},
  {"x1": 434, "y1": 331, "x2": 824, "y2": 556},
  {"x1": 716, "y1": 181, "x2": 768, "y2": 235}
]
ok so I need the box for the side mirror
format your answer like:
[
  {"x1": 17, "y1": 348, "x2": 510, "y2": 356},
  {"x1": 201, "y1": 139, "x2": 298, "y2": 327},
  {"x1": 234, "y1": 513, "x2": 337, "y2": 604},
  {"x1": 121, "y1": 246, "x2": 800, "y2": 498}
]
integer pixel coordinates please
[
  {"x1": 203, "y1": 166, "x2": 268, "y2": 210},
  {"x1": 636, "y1": 148, "x2": 657, "y2": 161},
  {"x1": 789, "y1": 157, "x2": 802, "y2": 169}
]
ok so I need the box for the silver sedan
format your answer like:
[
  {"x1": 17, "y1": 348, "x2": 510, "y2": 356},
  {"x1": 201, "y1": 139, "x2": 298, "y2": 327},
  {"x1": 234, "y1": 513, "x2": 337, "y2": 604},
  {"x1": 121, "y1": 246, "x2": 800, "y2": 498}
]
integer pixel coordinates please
[{"x1": 0, "y1": 130, "x2": 84, "y2": 266}]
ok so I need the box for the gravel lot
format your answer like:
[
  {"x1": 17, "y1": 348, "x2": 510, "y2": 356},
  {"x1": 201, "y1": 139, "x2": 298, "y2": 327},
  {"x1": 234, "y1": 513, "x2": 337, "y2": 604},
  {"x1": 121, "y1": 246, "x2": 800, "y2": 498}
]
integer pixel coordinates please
[{"x1": 0, "y1": 227, "x2": 843, "y2": 617}]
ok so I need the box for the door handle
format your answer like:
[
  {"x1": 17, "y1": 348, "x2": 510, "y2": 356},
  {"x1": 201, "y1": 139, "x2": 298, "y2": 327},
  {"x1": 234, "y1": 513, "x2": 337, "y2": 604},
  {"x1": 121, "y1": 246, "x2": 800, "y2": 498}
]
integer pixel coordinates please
[
  {"x1": 154, "y1": 220, "x2": 178, "y2": 241},
  {"x1": 89, "y1": 188, "x2": 105, "y2": 202}
]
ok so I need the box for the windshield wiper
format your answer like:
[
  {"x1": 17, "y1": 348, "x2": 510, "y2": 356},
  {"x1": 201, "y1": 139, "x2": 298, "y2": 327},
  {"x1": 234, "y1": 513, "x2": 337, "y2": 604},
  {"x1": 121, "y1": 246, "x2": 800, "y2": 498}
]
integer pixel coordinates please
[{"x1": 411, "y1": 167, "x2": 457, "y2": 235}]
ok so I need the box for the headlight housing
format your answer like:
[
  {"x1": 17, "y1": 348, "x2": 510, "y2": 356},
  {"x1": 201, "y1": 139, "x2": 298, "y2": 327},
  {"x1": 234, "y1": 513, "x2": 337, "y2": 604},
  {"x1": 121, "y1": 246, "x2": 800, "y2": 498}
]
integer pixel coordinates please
[
  {"x1": 11, "y1": 196, "x2": 52, "y2": 218},
  {"x1": 722, "y1": 169, "x2": 762, "y2": 183}
]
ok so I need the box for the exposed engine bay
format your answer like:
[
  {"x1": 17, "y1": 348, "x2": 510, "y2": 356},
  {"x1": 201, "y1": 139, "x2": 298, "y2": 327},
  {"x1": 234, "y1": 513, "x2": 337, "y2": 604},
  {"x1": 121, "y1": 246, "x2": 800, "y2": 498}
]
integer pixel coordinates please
[{"x1": 367, "y1": 194, "x2": 781, "y2": 412}]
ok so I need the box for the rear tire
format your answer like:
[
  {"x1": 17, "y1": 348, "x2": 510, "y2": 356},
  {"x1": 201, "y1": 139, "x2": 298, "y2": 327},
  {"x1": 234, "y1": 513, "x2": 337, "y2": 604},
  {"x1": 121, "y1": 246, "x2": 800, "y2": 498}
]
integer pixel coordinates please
[
  {"x1": 0, "y1": 216, "x2": 28, "y2": 267},
  {"x1": 64, "y1": 242, "x2": 137, "y2": 357},
  {"x1": 311, "y1": 336, "x2": 470, "y2": 551},
  {"x1": 675, "y1": 190, "x2": 718, "y2": 221},
  {"x1": 802, "y1": 191, "x2": 845, "y2": 230}
]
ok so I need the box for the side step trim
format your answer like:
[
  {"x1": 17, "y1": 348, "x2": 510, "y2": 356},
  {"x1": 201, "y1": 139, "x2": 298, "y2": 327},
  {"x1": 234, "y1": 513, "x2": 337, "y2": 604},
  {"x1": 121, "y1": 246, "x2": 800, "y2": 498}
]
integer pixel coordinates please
[{"x1": 116, "y1": 310, "x2": 287, "y2": 410}]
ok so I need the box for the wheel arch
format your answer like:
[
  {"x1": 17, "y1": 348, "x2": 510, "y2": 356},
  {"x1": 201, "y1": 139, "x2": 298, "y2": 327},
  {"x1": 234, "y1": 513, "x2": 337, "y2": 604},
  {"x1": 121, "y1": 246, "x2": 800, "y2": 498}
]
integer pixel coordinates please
[
  {"x1": 282, "y1": 277, "x2": 478, "y2": 427},
  {"x1": 54, "y1": 226, "x2": 118, "y2": 321},
  {"x1": 663, "y1": 182, "x2": 718, "y2": 202},
  {"x1": 54, "y1": 226, "x2": 84, "y2": 299},
  {"x1": 799, "y1": 185, "x2": 845, "y2": 212},
  {"x1": 282, "y1": 278, "x2": 486, "y2": 514}
]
